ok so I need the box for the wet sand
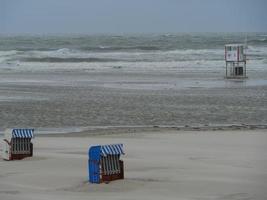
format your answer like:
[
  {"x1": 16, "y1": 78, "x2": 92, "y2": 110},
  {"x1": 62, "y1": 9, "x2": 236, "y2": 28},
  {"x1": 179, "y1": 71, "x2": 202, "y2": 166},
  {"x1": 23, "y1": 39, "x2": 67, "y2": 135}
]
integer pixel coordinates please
[
  {"x1": 0, "y1": 130, "x2": 267, "y2": 200},
  {"x1": 0, "y1": 70, "x2": 267, "y2": 130}
]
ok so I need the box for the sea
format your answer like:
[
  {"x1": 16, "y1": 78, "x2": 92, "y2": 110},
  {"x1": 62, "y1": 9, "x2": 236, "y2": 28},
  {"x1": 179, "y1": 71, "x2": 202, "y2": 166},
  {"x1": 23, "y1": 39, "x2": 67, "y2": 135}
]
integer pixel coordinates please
[
  {"x1": 0, "y1": 32, "x2": 266, "y2": 74},
  {"x1": 0, "y1": 33, "x2": 266, "y2": 133}
]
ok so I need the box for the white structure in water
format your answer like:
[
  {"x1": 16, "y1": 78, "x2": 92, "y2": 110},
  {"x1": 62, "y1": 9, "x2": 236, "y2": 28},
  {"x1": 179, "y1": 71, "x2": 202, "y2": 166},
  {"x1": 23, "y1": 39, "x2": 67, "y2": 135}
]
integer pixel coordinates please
[
  {"x1": 2, "y1": 129, "x2": 34, "y2": 160},
  {"x1": 225, "y1": 44, "x2": 247, "y2": 79}
]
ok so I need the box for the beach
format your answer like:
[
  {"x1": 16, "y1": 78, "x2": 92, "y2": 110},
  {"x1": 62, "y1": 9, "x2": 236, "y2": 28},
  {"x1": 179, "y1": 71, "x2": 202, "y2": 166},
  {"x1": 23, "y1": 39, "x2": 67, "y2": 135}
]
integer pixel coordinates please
[
  {"x1": 0, "y1": 129, "x2": 267, "y2": 200},
  {"x1": 0, "y1": 70, "x2": 267, "y2": 130},
  {"x1": 0, "y1": 33, "x2": 267, "y2": 199}
]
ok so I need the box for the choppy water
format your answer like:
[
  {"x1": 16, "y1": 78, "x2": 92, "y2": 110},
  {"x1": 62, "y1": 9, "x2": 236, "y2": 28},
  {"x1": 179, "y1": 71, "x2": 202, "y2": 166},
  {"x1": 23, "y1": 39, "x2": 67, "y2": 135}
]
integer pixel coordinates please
[
  {"x1": 0, "y1": 33, "x2": 267, "y2": 131},
  {"x1": 0, "y1": 33, "x2": 266, "y2": 72}
]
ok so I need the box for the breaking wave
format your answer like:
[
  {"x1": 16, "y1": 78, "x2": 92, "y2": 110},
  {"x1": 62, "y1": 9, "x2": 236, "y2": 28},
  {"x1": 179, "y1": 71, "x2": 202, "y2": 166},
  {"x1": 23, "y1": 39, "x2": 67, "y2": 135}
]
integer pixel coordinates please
[
  {"x1": 21, "y1": 57, "x2": 120, "y2": 63},
  {"x1": 248, "y1": 38, "x2": 267, "y2": 44},
  {"x1": 13, "y1": 48, "x2": 224, "y2": 63},
  {"x1": 82, "y1": 45, "x2": 161, "y2": 51},
  {"x1": 1, "y1": 46, "x2": 266, "y2": 64}
]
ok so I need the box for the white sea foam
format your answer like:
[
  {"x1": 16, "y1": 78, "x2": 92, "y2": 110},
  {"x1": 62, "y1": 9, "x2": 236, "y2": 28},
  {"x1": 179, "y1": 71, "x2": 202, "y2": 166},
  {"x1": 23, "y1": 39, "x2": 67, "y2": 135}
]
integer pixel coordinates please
[
  {"x1": 2, "y1": 46, "x2": 266, "y2": 64},
  {"x1": 11, "y1": 48, "x2": 225, "y2": 64},
  {"x1": 0, "y1": 50, "x2": 19, "y2": 63},
  {"x1": 0, "y1": 44, "x2": 266, "y2": 75}
]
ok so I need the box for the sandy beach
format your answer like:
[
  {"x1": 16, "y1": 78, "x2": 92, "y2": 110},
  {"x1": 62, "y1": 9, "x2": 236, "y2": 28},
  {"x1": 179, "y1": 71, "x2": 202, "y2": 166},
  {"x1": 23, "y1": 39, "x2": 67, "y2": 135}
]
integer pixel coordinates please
[
  {"x1": 0, "y1": 2, "x2": 267, "y2": 199},
  {"x1": 0, "y1": 33, "x2": 267, "y2": 200},
  {"x1": 1, "y1": 129, "x2": 266, "y2": 200}
]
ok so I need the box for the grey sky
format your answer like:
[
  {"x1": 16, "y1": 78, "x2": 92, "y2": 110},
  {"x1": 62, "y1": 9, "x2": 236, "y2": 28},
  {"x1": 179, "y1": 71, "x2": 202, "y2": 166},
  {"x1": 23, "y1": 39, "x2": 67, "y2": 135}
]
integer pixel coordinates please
[{"x1": 0, "y1": 0, "x2": 267, "y2": 35}]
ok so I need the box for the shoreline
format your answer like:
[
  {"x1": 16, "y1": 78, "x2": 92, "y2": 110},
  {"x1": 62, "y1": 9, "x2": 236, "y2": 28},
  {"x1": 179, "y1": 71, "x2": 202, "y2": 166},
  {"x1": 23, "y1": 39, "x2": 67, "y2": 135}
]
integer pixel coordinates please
[
  {"x1": 1, "y1": 124, "x2": 266, "y2": 138},
  {"x1": 33, "y1": 124, "x2": 267, "y2": 137}
]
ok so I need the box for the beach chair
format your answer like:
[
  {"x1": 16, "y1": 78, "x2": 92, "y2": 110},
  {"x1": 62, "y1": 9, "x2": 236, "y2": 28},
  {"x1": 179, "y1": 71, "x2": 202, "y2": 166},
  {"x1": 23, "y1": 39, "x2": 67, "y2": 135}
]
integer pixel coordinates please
[
  {"x1": 88, "y1": 144, "x2": 124, "y2": 183},
  {"x1": 2, "y1": 129, "x2": 34, "y2": 160}
]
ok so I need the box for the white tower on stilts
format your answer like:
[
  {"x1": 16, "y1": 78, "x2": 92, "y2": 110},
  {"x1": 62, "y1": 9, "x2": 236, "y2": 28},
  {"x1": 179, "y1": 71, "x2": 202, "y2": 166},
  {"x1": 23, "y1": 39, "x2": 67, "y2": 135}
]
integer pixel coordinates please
[{"x1": 225, "y1": 44, "x2": 247, "y2": 79}]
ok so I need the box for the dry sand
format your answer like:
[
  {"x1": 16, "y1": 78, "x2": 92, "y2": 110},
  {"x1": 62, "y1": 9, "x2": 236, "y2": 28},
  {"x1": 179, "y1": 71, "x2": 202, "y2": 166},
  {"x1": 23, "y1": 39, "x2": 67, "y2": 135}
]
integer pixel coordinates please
[{"x1": 0, "y1": 130, "x2": 267, "y2": 200}]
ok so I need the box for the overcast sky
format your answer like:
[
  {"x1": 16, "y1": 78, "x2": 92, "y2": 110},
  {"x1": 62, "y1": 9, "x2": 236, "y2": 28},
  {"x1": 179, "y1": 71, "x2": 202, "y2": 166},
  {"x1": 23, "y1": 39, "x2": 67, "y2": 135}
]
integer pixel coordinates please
[{"x1": 0, "y1": 0, "x2": 266, "y2": 35}]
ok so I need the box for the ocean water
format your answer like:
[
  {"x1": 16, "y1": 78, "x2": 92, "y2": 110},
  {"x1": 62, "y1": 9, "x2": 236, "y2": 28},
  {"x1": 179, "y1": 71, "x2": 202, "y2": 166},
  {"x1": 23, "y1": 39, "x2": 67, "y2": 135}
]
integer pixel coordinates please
[
  {"x1": 0, "y1": 33, "x2": 267, "y2": 130},
  {"x1": 0, "y1": 33, "x2": 266, "y2": 75}
]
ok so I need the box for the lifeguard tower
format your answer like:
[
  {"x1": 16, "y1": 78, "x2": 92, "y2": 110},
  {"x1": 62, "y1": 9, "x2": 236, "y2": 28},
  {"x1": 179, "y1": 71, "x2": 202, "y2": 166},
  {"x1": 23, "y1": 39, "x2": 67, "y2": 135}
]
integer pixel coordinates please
[
  {"x1": 2, "y1": 129, "x2": 34, "y2": 160},
  {"x1": 88, "y1": 144, "x2": 124, "y2": 184},
  {"x1": 225, "y1": 44, "x2": 247, "y2": 79}
]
